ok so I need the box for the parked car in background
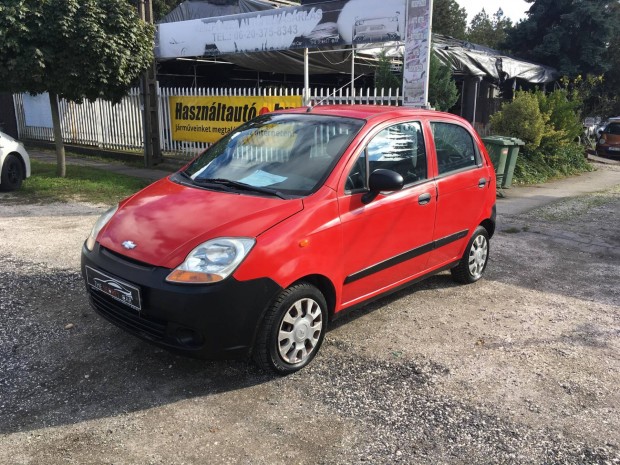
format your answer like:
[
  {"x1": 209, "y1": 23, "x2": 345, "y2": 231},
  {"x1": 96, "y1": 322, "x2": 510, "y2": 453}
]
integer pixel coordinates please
[
  {"x1": 0, "y1": 131, "x2": 31, "y2": 191},
  {"x1": 596, "y1": 117, "x2": 620, "y2": 157},
  {"x1": 81, "y1": 105, "x2": 497, "y2": 374},
  {"x1": 353, "y1": 15, "x2": 401, "y2": 42}
]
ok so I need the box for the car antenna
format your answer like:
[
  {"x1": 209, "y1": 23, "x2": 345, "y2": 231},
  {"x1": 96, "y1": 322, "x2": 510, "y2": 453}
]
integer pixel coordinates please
[{"x1": 306, "y1": 73, "x2": 368, "y2": 112}]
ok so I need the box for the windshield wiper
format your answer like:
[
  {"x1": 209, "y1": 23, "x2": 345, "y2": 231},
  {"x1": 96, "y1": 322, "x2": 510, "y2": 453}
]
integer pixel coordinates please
[
  {"x1": 195, "y1": 178, "x2": 287, "y2": 199},
  {"x1": 176, "y1": 171, "x2": 193, "y2": 181}
]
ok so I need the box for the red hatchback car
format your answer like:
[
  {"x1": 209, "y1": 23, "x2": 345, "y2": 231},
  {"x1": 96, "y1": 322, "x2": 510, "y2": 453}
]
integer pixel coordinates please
[{"x1": 81, "y1": 105, "x2": 496, "y2": 373}]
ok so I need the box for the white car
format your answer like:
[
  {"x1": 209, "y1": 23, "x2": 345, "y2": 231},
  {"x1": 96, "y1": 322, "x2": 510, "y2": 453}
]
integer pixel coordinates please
[{"x1": 0, "y1": 131, "x2": 30, "y2": 191}]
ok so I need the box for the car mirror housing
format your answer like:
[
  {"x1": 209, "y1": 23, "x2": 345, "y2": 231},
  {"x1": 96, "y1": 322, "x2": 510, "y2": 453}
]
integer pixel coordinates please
[{"x1": 362, "y1": 169, "x2": 404, "y2": 204}]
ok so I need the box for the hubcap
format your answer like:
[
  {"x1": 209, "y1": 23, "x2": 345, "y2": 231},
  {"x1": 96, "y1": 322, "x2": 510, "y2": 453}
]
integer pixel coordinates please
[
  {"x1": 468, "y1": 235, "x2": 488, "y2": 279},
  {"x1": 277, "y1": 297, "x2": 323, "y2": 365},
  {"x1": 7, "y1": 161, "x2": 20, "y2": 184}
]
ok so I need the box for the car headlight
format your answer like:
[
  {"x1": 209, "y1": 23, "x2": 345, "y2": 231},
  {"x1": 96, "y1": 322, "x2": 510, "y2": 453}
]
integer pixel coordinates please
[
  {"x1": 166, "y1": 238, "x2": 255, "y2": 284},
  {"x1": 85, "y1": 205, "x2": 118, "y2": 251},
  {"x1": 599, "y1": 137, "x2": 606, "y2": 145}
]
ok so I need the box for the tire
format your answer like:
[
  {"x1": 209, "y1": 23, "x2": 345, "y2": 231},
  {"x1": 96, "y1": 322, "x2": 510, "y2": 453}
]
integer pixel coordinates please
[
  {"x1": 0, "y1": 154, "x2": 24, "y2": 191},
  {"x1": 451, "y1": 226, "x2": 489, "y2": 284},
  {"x1": 253, "y1": 282, "x2": 327, "y2": 375}
]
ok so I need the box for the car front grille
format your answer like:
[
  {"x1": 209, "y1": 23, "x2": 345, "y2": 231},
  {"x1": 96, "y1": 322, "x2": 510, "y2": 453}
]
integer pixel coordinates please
[{"x1": 89, "y1": 289, "x2": 166, "y2": 341}]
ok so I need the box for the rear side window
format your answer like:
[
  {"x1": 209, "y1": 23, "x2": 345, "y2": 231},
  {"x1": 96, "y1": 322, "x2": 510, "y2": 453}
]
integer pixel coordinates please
[{"x1": 431, "y1": 122, "x2": 480, "y2": 175}]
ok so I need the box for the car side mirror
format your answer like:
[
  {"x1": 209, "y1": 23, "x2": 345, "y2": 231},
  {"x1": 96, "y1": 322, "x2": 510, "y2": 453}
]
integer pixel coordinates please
[
  {"x1": 597, "y1": 129, "x2": 603, "y2": 135},
  {"x1": 362, "y1": 169, "x2": 404, "y2": 204}
]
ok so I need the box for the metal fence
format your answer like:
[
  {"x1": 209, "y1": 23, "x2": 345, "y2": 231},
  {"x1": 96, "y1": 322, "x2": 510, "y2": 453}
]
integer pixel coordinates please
[{"x1": 14, "y1": 86, "x2": 402, "y2": 158}]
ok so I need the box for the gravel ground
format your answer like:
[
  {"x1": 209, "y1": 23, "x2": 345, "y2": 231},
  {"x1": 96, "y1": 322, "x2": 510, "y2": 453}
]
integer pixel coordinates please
[{"x1": 0, "y1": 166, "x2": 619, "y2": 464}]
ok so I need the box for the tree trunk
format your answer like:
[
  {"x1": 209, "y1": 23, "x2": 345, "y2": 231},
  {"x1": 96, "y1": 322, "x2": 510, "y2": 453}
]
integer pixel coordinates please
[{"x1": 48, "y1": 92, "x2": 66, "y2": 177}]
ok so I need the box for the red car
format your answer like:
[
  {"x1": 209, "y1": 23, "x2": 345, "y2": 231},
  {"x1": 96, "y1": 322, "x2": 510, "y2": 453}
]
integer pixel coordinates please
[
  {"x1": 596, "y1": 118, "x2": 620, "y2": 157},
  {"x1": 81, "y1": 105, "x2": 496, "y2": 374}
]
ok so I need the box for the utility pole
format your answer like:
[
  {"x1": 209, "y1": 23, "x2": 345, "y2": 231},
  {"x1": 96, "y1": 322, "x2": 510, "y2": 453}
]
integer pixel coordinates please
[{"x1": 138, "y1": 0, "x2": 162, "y2": 167}]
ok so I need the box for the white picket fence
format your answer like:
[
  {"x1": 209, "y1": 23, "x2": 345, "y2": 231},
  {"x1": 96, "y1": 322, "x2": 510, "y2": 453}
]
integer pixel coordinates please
[{"x1": 14, "y1": 86, "x2": 402, "y2": 158}]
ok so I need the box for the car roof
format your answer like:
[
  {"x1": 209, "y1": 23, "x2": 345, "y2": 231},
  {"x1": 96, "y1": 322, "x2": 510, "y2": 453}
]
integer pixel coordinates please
[{"x1": 280, "y1": 105, "x2": 455, "y2": 123}]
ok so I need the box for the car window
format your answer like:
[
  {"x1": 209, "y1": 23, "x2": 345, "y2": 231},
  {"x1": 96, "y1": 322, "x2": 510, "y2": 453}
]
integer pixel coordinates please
[
  {"x1": 346, "y1": 122, "x2": 427, "y2": 192},
  {"x1": 431, "y1": 122, "x2": 479, "y2": 175}
]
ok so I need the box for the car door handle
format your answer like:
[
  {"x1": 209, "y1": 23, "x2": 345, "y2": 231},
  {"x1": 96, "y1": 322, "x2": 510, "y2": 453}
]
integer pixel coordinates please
[
  {"x1": 478, "y1": 177, "x2": 487, "y2": 188},
  {"x1": 418, "y1": 193, "x2": 432, "y2": 205}
]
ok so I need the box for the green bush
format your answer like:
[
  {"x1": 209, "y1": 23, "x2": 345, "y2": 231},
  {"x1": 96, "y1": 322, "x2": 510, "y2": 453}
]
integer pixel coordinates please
[
  {"x1": 490, "y1": 89, "x2": 592, "y2": 185},
  {"x1": 535, "y1": 89, "x2": 583, "y2": 149},
  {"x1": 489, "y1": 92, "x2": 547, "y2": 150}
]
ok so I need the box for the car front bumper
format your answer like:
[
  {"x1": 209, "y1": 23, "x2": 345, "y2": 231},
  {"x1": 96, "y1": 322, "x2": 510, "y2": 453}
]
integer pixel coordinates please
[
  {"x1": 81, "y1": 243, "x2": 282, "y2": 359},
  {"x1": 596, "y1": 145, "x2": 620, "y2": 157}
]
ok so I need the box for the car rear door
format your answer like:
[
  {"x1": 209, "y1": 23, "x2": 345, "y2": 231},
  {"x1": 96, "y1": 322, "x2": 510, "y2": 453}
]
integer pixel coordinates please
[
  {"x1": 337, "y1": 120, "x2": 437, "y2": 308},
  {"x1": 426, "y1": 120, "x2": 492, "y2": 269}
]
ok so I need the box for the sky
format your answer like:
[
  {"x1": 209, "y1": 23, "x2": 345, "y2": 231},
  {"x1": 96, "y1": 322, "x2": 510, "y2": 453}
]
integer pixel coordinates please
[{"x1": 454, "y1": 0, "x2": 531, "y2": 24}]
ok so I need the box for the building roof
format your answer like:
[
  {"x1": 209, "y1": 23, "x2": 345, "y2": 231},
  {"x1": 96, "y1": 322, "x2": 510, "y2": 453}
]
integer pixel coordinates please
[{"x1": 158, "y1": 0, "x2": 558, "y2": 83}]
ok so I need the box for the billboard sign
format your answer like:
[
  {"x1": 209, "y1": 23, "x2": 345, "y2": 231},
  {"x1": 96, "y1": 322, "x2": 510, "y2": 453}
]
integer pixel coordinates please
[
  {"x1": 157, "y1": 0, "x2": 407, "y2": 59},
  {"x1": 169, "y1": 95, "x2": 303, "y2": 143},
  {"x1": 402, "y1": 0, "x2": 432, "y2": 107}
]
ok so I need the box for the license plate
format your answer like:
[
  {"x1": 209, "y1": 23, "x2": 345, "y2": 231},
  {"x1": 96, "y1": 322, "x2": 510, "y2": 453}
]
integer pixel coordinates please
[
  {"x1": 609, "y1": 146, "x2": 620, "y2": 152},
  {"x1": 86, "y1": 266, "x2": 142, "y2": 311}
]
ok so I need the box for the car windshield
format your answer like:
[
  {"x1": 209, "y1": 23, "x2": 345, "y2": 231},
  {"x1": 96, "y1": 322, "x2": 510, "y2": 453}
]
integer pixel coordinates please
[
  {"x1": 605, "y1": 123, "x2": 620, "y2": 135},
  {"x1": 180, "y1": 113, "x2": 364, "y2": 197}
]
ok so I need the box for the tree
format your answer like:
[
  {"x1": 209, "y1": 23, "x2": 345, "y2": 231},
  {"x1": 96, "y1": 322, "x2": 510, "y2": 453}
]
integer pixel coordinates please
[
  {"x1": 375, "y1": 50, "x2": 402, "y2": 91},
  {"x1": 505, "y1": 0, "x2": 620, "y2": 77},
  {"x1": 467, "y1": 8, "x2": 512, "y2": 50},
  {"x1": 0, "y1": 0, "x2": 154, "y2": 177},
  {"x1": 148, "y1": 0, "x2": 182, "y2": 21},
  {"x1": 428, "y1": 53, "x2": 458, "y2": 111},
  {"x1": 432, "y1": 0, "x2": 467, "y2": 39},
  {"x1": 581, "y1": 15, "x2": 620, "y2": 118}
]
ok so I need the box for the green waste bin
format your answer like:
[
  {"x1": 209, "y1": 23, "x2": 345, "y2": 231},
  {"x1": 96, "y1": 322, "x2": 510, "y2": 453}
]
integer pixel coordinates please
[
  {"x1": 482, "y1": 136, "x2": 525, "y2": 188},
  {"x1": 502, "y1": 137, "x2": 525, "y2": 188}
]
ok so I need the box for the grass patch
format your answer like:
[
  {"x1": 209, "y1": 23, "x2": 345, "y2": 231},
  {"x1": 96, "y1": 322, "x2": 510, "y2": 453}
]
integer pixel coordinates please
[
  {"x1": 512, "y1": 144, "x2": 594, "y2": 185},
  {"x1": 14, "y1": 160, "x2": 150, "y2": 205}
]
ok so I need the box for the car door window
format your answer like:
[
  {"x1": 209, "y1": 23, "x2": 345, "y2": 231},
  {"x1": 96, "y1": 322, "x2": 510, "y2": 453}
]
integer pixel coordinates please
[
  {"x1": 345, "y1": 122, "x2": 427, "y2": 192},
  {"x1": 431, "y1": 122, "x2": 480, "y2": 175}
]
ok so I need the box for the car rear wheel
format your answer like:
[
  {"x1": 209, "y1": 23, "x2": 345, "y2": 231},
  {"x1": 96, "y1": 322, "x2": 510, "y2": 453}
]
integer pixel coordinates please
[
  {"x1": 451, "y1": 226, "x2": 489, "y2": 284},
  {"x1": 253, "y1": 282, "x2": 327, "y2": 374},
  {"x1": 0, "y1": 154, "x2": 24, "y2": 191}
]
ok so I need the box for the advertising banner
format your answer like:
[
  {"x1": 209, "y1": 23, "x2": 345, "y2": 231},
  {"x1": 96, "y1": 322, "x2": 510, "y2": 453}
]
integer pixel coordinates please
[
  {"x1": 402, "y1": 0, "x2": 432, "y2": 107},
  {"x1": 157, "y1": 0, "x2": 407, "y2": 59},
  {"x1": 169, "y1": 95, "x2": 303, "y2": 143}
]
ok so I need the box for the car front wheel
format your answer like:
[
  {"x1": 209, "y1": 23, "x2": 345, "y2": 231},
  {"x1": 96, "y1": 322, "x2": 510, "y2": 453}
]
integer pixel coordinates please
[
  {"x1": 0, "y1": 154, "x2": 24, "y2": 191},
  {"x1": 253, "y1": 282, "x2": 327, "y2": 374},
  {"x1": 451, "y1": 226, "x2": 489, "y2": 284}
]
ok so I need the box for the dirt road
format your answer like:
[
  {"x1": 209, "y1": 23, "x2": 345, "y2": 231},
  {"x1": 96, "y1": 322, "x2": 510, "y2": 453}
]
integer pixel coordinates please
[{"x1": 1, "y1": 164, "x2": 619, "y2": 464}]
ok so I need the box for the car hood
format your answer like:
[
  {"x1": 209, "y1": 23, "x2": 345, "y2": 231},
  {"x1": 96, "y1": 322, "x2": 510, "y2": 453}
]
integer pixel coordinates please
[
  {"x1": 98, "y1": 177, "x2": 303, "y2": 268},
  {"x1": 0, "y1": 131, "x2": 17, "y2": 143},
  {"x1": 601, "y1": 133, "x2": 620, "y2": 144}
]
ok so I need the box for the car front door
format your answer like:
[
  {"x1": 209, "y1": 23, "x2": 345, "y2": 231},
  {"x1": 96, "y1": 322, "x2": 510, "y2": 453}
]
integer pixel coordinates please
[{"x1": 338, "y1": 121, "x2": 437, "y2": 309}]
